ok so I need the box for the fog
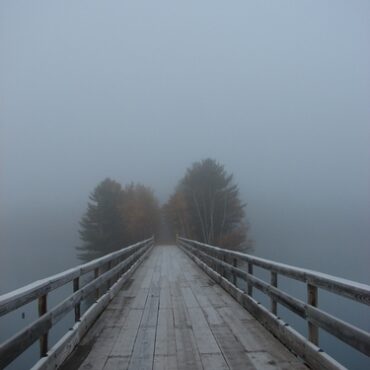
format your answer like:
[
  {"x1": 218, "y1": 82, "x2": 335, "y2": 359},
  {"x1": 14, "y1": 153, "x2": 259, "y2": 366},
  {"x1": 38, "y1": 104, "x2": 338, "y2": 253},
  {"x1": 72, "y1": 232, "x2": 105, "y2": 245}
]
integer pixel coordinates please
[
  {"x1": 1, "y1": 0, "x2": 369, "y2": 294},
  {"x1": 1, "y1": 1, "x2": 369, "y2": 368}
]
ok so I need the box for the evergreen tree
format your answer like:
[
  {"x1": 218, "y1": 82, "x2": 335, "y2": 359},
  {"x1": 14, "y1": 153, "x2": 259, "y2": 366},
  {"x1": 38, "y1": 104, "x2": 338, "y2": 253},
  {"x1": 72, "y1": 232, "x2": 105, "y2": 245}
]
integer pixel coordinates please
[
  {"x1": 78, "y1": 179, "x2": 160, "y2": 261},
  {"x1": 78, "y1": 178, "x2": 124, "y2": 260}
]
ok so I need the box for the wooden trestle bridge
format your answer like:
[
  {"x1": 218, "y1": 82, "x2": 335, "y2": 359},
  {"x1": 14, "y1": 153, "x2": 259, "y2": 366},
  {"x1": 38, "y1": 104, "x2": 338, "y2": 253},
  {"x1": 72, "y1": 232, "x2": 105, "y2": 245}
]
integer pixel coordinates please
[{"x1": 0, "y1": 237, "x2": 369, "y2": 369}]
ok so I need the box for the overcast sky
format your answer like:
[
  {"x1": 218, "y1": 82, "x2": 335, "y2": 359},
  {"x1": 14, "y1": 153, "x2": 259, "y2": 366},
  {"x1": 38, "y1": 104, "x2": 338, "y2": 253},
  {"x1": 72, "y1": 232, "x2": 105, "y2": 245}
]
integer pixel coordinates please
[{"x1": 1, "y1": 0, "x2": 369, "y2": 216}]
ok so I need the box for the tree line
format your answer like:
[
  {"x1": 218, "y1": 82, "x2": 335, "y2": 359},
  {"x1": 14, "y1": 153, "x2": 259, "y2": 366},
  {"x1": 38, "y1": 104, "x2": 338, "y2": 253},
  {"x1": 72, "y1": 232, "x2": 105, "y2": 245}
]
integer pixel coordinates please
[
  {"x1": 77, "y1": 180, "x2": 160, "y2": 261},
  {"x1": 78, "y1": 159, "x2": 252, "y2": 260}
]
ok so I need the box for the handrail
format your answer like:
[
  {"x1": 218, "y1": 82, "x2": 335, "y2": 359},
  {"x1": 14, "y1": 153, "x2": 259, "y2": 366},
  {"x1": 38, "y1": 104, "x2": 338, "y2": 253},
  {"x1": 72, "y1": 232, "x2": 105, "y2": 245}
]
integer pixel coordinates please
[
  {"x1": 178, "y1": 236, "x2": 370, "y2": 370},
  {"x1": 178, "y1": 237, "x2": 370, "y2": 306},
  {"x1": 0, "y1": 237, "x2": 154, "y2": 369},
  {"x1": 0, "y1": 237, "x2": 153, "y2": 317}
]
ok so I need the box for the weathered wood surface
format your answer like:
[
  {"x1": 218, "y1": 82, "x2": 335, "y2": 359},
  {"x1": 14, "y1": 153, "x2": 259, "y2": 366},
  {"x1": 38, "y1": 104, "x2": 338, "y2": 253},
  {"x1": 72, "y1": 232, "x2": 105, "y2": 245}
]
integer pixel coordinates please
[
  {"x1": 0, "y1": 245, "x2": 152, "y2": 369},
  {"x1": 179, "y1": 243, "x2": 348, "y2": 370},
  {"x1": 178, "y1": 239, "x2": 370, "y2": 360},
  {"x1": 0, "y1": 238, "x2": 153, "y2": 317},
  {"x1": 59, "y1": 246, "x2": 307, "y2": 370},
  {"x1": 178, "y1": 237, "x2": 370, "y2": 306}
]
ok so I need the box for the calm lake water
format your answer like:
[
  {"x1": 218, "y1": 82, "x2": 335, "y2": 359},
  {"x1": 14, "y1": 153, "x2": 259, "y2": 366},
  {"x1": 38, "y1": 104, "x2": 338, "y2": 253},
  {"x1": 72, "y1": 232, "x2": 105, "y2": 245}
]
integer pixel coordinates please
[{"x1": 0, "y1": 202, "x2": 369, "y2": 369}]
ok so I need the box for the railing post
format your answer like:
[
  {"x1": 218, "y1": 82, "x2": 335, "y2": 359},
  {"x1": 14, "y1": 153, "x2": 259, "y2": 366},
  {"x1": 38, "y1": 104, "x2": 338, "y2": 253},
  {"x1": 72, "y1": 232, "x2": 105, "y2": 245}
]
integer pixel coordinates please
[
  {"x1": 95, "y1": 267, "x2": 100, "y2": 300},
  {"x1": 232, "y1": 258, "x2": 237, "y2": 286},
  {"x1": 307, "y1": 283, "x2": 319, "y2": 345},
  {"x1": 38, "y1": 294, "x2": 48, "y2": 357},
  {"x1": 108, "y1": 261, "x2": 112, "y2": 289},
  {"x1": 270, "y1": 271, "x2": 277, "y2": 315},
  {"x1": 73, "y1": 277, "x2": 81, "y2": 322},
  {"x1": 247, "y1": 262, "x2": 253, "y2": 296}
]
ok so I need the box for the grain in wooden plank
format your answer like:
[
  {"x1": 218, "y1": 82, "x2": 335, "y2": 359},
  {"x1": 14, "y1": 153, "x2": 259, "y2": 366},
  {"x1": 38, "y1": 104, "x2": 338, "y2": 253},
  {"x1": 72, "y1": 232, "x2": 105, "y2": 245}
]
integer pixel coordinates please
[
  {"x1": 212, "y1": 287, "x2": 254, "y2": 321},
  {"x1": 175, "y1": 328, "x2": 203, "y2": 370},
  {"x1": 187, "y1": 307, "x2": 220, "y2": 354},
  {"x1": 121, "y1": 267, "x2": 149, "y2": 298},
  {"x1": 155, "y1": 308, "x2": 176, "y2": 356},
  {"x1": 110, "y1": 309, "x2": 144, "y2": 357},
  {"x1": 78, "y1": 326, "x2": 121, "y2": 370},
  {"x1": 159, "y1": 288, "x2": 172, "y2": 309},
  {"x1": 191, "y1": 288, "x2": 211, "y2": 308},
  {"x1": 127, "y1": 327, "x2": 156, "y2": 370},
  {"x1": 248, "y1": 351, "x2": 307, "y2": 370},
  {"x1": 200, "y1": 353, "x2": 229, "y2": 370},
  {"x1": 152, "y1": 270, "x2": 161, "y2": 288},
  {"x1": 218, "y1": 306, "x2": 295, "y2": 362},
  {"x1": 200, "y1": 286, "x2": 227, "y2": 308},
  {"x1": 172, "y1": 293, "x2": 191, "y2": 329},
  {"x1": 210, "y1": 324, "x2": 255, "y2": 370},
  {"x1": 140, "y1": 268, "x2": 155, "y2": 288},
  {"x1": 140, "y1": 295, "x2": 159, "y2": 328},
  {"x1": 153, "y1": 355, "x2": 178, "y2": 370},
  {"x1": 201, "y1": 304, "x2": 224, "y2": 326},
  {"x1": 80, "y1": 303, "x2": 132, "y2": 346},
  {"x1": 131, "y1": 288, "x2": 149, "y2": 310},
  {"x1": 181, "y1": 287, "x2": 199, "y2": 308},
  {"x1": 103, "y1": 356, "x2": 130, "y2": 370},
  {"x1": 190, "y1": 286, "x2": 224, "y2": 325}
]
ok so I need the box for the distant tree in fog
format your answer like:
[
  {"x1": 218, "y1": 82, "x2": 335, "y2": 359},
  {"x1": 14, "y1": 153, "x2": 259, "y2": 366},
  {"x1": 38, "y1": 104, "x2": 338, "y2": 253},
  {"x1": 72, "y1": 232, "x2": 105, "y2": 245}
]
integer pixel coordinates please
[
  {"x1": 120, "y1": 183, "x2": 160, "y2": 245},
  {"x1": 78, "y1": 179, "x2": 160, "y2": 261},
  {"x1": 164, "y1": 190, "x2": 192, "y2": 239},
  {"x1": 78, "y1": 178, "x2": 124, "y2": 260},
  {"x1": 165, "y1": 159, "x2": 252, "y2": 251}
]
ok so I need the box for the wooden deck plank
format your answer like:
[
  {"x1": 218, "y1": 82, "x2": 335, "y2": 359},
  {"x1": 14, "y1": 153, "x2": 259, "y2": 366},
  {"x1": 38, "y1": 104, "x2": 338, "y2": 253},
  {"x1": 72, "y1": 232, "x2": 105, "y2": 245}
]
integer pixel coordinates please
[
  {"x1": 103, "y1": 356, "x2": 130, "y2": 370},
  {"x1": 159, "y1": 287, "x2": 172, "y2": 309},
  {"x1": 200, "y1": 353, "x2": 229, "y2": 370},
  {"x1": 248, "y1": 351, "x2": 307, "y2": 370},
  {"x1": 110, "y1": 309, "x2": 144, "y2": 357},
  {"x1": 218, "y1": 306, "x2": 296, "y2": 362},
  {"x1": 181, "y1": 287, "x2": 199, "y2": 308},
  {"x1": 60, "y1": 245, "x2": 307, "y2": 370},
  {"x1": 174, "y1": 327, "x2": 203, "y2": 370},
  {"x1": 153, "y1": 355, "x2": 178, "y2": 370},
  {"x1": 187, "y1": 307, "x2": 220, "y2": 354},
  {"x1": 210, "y1": 324, "x2": 255, "y2": 370},
  {"x1": 127, "y1": 327, "x2": 156, "y2": 370},
  {"x1": 78, "y1": 326, "x2": 121, "y2": 370},
  {"x1": 155, "y1": 308, "x2": 176, "y2": 356}
]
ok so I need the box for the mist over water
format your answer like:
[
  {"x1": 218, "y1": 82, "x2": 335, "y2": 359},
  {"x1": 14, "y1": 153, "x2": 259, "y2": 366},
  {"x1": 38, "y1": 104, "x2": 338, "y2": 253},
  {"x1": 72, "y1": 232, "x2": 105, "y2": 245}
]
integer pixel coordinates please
[{"x1": 1, "y1": 0, "x2": 369, "y2": 369}]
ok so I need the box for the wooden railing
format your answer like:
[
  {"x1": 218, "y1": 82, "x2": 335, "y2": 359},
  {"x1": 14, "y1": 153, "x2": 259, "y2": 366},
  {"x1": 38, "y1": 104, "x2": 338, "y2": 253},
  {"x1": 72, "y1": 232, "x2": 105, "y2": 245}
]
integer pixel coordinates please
[
  {"x1": 178, "y1": 236, "x2": 370, "y2": 370},
  {"x1": 0, "y1": 237, "x2": 154, "y2": 370}
]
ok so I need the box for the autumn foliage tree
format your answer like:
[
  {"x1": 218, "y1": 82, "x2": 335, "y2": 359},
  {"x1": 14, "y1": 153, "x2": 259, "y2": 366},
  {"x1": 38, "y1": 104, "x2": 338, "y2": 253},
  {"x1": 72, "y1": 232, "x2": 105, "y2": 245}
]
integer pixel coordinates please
[
  {"x1": 165, "y1": 159, "x2": 252, "y2": 251},
  {"x1": 78, "y1": 178, "x2": 160, "y2": 261},
  {"x1": 121, "y1": 183, "x2": 160, "y2": 245}
]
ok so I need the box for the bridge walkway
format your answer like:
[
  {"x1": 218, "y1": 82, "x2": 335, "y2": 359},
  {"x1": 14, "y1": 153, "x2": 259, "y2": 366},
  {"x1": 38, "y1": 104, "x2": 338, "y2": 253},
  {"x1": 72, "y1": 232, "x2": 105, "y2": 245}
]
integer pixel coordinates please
[{"x1": 60, "y1": 245, "x2": 307, "y2": 370}]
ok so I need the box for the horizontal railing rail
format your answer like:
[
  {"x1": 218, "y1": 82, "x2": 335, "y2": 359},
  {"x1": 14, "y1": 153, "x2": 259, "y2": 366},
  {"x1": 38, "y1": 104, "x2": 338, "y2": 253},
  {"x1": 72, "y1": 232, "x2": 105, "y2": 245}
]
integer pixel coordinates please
[
  {"x1": 0, "y1": 237, "x2": 154, "y2": 370},
  {"x1": 178, "y1": 236, "x2": 370, "y2": 370}
]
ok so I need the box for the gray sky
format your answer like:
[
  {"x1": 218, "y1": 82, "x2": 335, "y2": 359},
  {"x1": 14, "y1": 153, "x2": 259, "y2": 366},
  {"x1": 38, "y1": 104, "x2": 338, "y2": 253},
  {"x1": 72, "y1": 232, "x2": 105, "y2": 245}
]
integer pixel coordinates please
[{"x1": 1, "y1": 0, "x2": 369, "y2": 216}]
